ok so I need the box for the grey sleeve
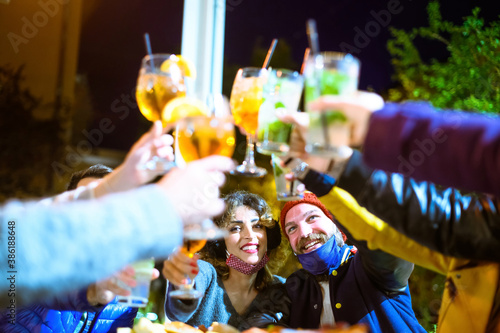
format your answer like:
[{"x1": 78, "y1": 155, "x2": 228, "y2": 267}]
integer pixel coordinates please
[{"x1": 0, "y1": 185, "x2": 183, "y2": 307}]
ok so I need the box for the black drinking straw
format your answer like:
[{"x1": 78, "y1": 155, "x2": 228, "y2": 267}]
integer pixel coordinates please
[{"x1": 143, "y1": 33, "x2": 155, "y2": 72}]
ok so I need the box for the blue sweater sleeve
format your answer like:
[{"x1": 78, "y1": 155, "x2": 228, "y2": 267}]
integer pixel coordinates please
[
  {"x1": 364, "y1": 101, "x2": 500, "y2": 196},
  {"x1": 0, "y1": 185, "x2": 183, "y2": 307}
]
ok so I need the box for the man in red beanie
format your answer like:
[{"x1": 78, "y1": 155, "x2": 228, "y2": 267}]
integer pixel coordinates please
[{"x1": 281, "y1": 192, "x2": 425, "y2": 333}]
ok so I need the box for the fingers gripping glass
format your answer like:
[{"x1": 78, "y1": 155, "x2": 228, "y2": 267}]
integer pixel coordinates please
[
  {"x1": 169, "y1": 220, "x2": 228, "y2": 300},
  {"x1": 136, "y1": 54, "x2": 187, "y2": 173}
]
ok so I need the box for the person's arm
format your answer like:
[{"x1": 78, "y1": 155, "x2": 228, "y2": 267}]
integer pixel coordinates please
[
  {"x1": 337, "y1": 150, "x2": 500, "y2": 262},
  {"x1": 321, "y1": 187, "x2": 453, "y2": 275},
  {"x1": 164, "y1": 260, "x2": 214, "y2": 322},
  {"x1": 363, "y1": 102, "x2": 500, "y2": 196},
  {"x1": 0, "y1": 185, "x2": 183, "y2": 307},
  {"x1": 40, "y1": 120, "x2": 175, "y2": 205},
  {"x1": 316, "y1": 200, "x2": 414, "y2": 293}
]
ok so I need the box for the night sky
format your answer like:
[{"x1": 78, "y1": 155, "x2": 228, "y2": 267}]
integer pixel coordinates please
[{"x1": 77, "y1": 0, "x2": 500, "y2": 150}]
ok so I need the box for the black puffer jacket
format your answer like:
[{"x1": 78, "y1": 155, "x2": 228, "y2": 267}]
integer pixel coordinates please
[{"x1": 336, "y1": 151, "x2": 500, "y2": 262}]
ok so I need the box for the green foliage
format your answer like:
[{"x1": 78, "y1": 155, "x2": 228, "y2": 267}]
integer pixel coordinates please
[
  {"x1": 386, "y1": 2, "x2": 500, "y2": 330},
  {"x1": 408, "y1": 265, "x2": 445, "y2": 331},
  {"x1": 387, "y1": 1, "x2": 500, "y2": 113},
  {"x1": 0, "y1": 65, "x2": 70, "y2": 201}
]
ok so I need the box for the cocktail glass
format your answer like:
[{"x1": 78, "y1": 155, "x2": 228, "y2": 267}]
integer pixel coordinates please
[
  {"x1": 271, "y1": 155, "x2": 304, "y2": 201},
  {"x1": 116, "y1": 258, "x2": 155, "y2": 307},
  {"x1": 304, "y1": 52, "x2": 360, "y2": 158},
  {"x1": 229, "y1": 67, "x2": 268, "y2": 177},
  {"x1": 176, "y1": 94, "x2": 235, "y2": 163},
  {"x1": 170, "y1": 95, "x2": 233, "y2": 299},
  {"x1": 136, "y1": 53, "x2": 187, "y2": 172},
  {"x1": 256, "y1": 69, "x2": 304, "y2": 156},
  {"x1": 169, "y1": 220, "x2": 228, "y2": 300}
]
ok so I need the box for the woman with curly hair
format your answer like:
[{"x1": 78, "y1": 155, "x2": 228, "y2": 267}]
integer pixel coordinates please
[{"x1": 163, "y1": 190, "x2": 289, "y2": 330}]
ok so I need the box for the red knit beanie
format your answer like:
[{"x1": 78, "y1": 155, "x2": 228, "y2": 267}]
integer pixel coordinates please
[{"x1": 280, "y1": 192, "x2": 347, "y2": 242}]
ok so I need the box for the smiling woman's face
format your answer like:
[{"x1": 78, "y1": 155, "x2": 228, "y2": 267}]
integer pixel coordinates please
[{"x1": 224, "y1": 206, "x2": 268, "y2": 265}]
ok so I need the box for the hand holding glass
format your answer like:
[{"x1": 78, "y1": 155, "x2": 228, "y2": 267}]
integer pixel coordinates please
[
  {"x1": 272, "y1": 155, "x2": 305, "y2": 201},
  {"x1": 304, "y1": 52, "x2": 360, "y2": 158},
  {"x1": 116, "y1": 258, "x2": 155, "y2": 307},
  {"x1": 170, "y1": 95, "x2": 233, "y2": 299},
  {"x1": 169, "y1": 221, "x2": 228, "y2": 300},
  {"x1": 136, "y1": 53, "x2": 187, "y2": 172}
]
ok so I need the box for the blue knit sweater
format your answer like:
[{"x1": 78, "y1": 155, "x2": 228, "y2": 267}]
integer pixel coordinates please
[{"x1": 165, "y1": 260, "x2": 289, "y2": 330}]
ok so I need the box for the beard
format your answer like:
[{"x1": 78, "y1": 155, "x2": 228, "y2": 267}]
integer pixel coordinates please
[
  {"x1": 296, "y1": 233, "x2": 329, "y2": 254},
  {"x1": 295, "y1": 228, "x2": 345, "y2": 255}
]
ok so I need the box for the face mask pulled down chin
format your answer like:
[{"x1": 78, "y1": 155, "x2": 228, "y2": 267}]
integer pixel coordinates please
[
  {"x1": 226, "y1": 252, "x2": 269, "y2": 275},
  {"x1": 296, "y1": 235, "x2": 343, "y2": 275}
]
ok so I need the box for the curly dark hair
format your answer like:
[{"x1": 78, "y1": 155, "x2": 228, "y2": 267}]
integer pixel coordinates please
[
  {"x1": 200, "y1": 190, "x2": 282, "y2": 291},
  {"x1": 67, "y1": 164, "x2": 113, "y2": 190}
]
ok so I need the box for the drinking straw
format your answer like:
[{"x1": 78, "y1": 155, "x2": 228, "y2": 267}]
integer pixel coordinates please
[
  {"x1": 262, "y1": 38, "x2": 278, "y2": 69},
  {"x1": 305, "y1": 19, "x2": 331, "y2": 150},
  {"x1": 300, "y1": 48, "x2": 310, "y2": 75},
  {"x1": 289, "y1": 48, "x2": 311, "y2": 197},
  {"x1": 143, "y1": 33, "x2": 155, "y2": 72},
  {"x1": 144, "y1": 33, "x2": 153, "y2": 57},
  {"x1": 306, "y1": 20, "x2": 320, "y2": 55}
]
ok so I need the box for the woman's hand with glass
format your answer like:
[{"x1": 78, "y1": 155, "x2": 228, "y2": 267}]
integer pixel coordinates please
[{"x1": 162, "y1": 251, "x2": 199, "y2": 289}]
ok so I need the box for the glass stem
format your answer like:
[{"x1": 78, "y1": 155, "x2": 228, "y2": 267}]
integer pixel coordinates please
[
  {"x1": 243, "y1": 134, "x2": 257, "y2": 167},
  {"x1": 178, "y1": 274, "x2": 196, "y2": 291}
]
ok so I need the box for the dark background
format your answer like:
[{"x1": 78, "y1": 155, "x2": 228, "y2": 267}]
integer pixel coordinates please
[{"x1": 77, "y1": 0, "x2": 500, "y2": 151}]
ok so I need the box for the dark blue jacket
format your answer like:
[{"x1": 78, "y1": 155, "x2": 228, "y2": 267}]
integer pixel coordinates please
[
  {"x1": 288, "y1": 167, "x2": 425, "y2": 332},
  {"x1": 0, "y1": 287, "x2": 137, "y2": 332},
  {"x1": 286, "y1": 254, "x2": 425, "y2": 333}
]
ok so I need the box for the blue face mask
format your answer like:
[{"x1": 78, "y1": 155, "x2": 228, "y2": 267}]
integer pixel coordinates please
[{"x1": 297, "y1": 236, "x2": 353, "y2": 275}]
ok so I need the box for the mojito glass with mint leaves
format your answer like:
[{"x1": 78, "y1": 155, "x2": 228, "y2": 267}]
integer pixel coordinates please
[
  {"x1": 304, "y1": 52, "x2": 360, "y2": 157},
  {"x1": 256, "y1": 69, "x2": 304, "y2": 156}
]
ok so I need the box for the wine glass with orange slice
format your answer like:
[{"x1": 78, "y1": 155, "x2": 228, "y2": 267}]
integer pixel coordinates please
[
  {"x1": 169, "y1": 94, "x2": 234, "y2": 300},
  {"x1": 135, "y1": 53, "x2": 203, "y2": 172},
  {"x1": 176, "y1": 94, "x2": 236, "y2": 163}
]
